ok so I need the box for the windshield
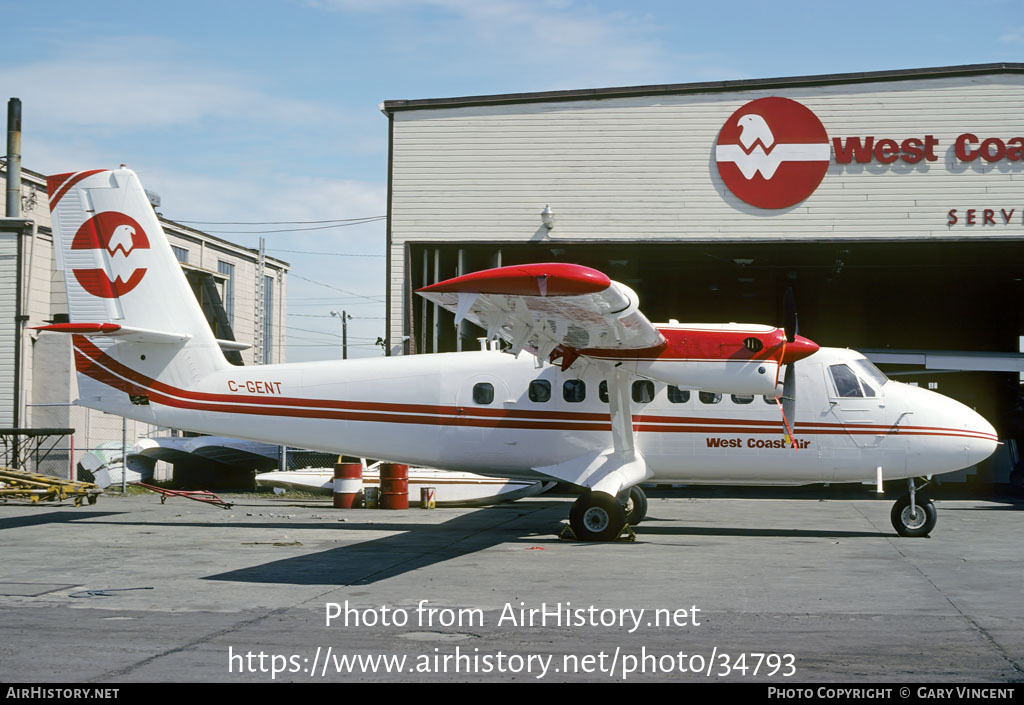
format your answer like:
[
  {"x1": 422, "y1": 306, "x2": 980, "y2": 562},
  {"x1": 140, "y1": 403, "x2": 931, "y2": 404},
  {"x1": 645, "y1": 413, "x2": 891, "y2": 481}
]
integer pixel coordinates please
[{"x1": 851, "y1": 358, "x2": 889, "y2": 389}]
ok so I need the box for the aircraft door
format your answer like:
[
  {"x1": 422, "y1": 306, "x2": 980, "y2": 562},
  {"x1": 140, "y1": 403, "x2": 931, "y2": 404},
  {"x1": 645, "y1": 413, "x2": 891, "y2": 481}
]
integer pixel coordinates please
[{"x1": 824, "y1": 360, "x2": 906, "y2": 479}]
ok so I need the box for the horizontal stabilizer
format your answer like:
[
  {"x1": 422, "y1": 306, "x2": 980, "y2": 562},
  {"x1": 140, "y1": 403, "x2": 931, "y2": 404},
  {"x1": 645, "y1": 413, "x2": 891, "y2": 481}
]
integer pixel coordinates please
[
  {"x1": 33, "y1": 322, "x2": 190, "y2": 344},
  {"x1": 217, "y1": 338, "x2": 251, "y2": 352},
  {"x1": 534, "y1": 448, "x2": 652, "y2": 497}
]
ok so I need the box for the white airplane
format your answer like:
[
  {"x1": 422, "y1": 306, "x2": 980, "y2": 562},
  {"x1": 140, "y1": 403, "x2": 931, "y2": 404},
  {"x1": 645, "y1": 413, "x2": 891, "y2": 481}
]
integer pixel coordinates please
[{"x1": 39, "y1": 168, "x2": 998, "y2": 540}]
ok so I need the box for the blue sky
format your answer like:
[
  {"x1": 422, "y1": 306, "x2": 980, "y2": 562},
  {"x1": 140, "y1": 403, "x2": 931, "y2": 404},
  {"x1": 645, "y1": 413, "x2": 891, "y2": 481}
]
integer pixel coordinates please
[{"x1": 3, "y1": 0, "x2": 1021, "y2": 360}]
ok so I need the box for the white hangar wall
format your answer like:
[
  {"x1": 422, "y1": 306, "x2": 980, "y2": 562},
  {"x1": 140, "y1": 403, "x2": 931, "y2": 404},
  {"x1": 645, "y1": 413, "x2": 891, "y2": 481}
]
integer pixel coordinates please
[{"x1": 384, "y1": 66, "x2": 1024, "y2": 351}]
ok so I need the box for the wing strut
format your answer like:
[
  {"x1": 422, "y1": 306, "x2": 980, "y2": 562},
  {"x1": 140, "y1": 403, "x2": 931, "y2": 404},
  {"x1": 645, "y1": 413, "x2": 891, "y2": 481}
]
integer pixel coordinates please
[{"x1": 532, "y1": 364, "x2": 652, "y2": 497}]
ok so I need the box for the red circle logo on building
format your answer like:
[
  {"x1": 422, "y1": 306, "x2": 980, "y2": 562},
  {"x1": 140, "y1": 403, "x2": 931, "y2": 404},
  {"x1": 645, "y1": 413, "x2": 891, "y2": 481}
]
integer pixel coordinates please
[
  {"x1": 715, "y1": 97, "x2": 831, "y2": 209},
  {"x1": 71, "y1": 211, "x2": 151, "y2": 298}
]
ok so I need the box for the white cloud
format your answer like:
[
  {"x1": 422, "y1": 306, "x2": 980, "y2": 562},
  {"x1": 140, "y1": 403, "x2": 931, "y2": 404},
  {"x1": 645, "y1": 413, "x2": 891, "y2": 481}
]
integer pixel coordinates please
[
  {"x1": 999, "y1": 26, "x2": 1024, "y2": 43},
  {"x1": 0, "y1": 35, "x2": 351, "y2": 133},
  {"x1": 309, "y1": 0, "x2": 731, "y2": 89}
]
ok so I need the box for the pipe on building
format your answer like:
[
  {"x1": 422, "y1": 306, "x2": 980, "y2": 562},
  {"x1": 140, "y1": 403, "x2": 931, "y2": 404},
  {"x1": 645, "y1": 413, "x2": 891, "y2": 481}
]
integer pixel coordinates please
[{"x1": 6, "y1": 98, "x2": 21, "y2": 218}]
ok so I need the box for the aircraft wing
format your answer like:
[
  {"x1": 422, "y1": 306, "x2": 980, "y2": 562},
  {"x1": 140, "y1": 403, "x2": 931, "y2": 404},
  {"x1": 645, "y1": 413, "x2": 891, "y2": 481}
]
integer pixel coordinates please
[{"x1": 416, "y1": 263, "x2": 664, "y2": 361}]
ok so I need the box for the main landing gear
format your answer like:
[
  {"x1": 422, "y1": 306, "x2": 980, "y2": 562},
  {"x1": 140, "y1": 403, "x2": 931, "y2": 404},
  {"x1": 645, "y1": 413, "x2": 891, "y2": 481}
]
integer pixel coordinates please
[
  {"x1": 890, "y1": 477, "x2": 937, "y2": 537},
  {"x1": 569, "y1": 486, "x2": 648, "y2": 541}
]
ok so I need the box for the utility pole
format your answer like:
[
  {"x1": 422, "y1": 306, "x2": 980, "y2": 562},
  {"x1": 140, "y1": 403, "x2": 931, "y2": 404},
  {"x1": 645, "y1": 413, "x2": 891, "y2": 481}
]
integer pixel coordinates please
[{"x1": 330, "y1": 309, "x2": 351, "y2": 360}]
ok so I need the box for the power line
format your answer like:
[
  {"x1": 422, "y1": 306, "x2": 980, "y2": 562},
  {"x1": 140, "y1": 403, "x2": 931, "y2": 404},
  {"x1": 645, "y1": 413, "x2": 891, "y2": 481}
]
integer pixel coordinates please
[
  {"x1": 289, "y1": 273, "x2": 385, "y2": 303},
  {"x1": 269, "y1": 249, "x2": 384, "y2": 257},
  {"x1": 176, "y1": 216, "x2": 385, "y2": 225},
  {"x1": 290, "y1": 313, "x2": 384, "y2": 319},
  {"x1": 200, "y1": 218, "x2": 386, "y2": 235}
]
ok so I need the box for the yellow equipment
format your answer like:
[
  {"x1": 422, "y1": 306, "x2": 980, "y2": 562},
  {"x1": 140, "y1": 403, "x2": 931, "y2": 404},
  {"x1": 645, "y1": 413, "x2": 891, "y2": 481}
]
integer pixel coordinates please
[{"x1": 0, "y1": 468, "x2": 101, "y2": 507}]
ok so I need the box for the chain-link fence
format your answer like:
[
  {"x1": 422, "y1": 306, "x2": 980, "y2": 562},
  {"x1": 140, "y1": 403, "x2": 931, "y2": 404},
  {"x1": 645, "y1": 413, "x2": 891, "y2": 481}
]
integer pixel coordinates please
[
  {"x1": 13, "y1": 403, "x2": 338, "y2": 483},
  {"x1": 16, "y1": 403, "x2": 167, "y2": 481}
]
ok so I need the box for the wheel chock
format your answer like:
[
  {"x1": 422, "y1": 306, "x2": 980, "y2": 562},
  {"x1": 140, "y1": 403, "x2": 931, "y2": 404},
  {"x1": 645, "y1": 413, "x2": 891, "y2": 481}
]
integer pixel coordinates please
[{"x1": 558, "y1": 522, "x2": 636, "y2": 542}]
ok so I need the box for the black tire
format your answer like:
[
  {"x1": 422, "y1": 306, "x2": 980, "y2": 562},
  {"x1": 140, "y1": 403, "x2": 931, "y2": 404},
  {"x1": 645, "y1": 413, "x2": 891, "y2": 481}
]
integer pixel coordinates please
[
  {"x1": 623, "y1": 486, "x2": 648, "y2": 525},
  {"x1": 569, "y1": 492, "x2": 626, "y2": 541},
  {"x1": 1009, "y1": 467, "x2": 1024, "y2": 495},
  {"x1": 890, "y1": 494, "x2": 937, "y2": 537}
]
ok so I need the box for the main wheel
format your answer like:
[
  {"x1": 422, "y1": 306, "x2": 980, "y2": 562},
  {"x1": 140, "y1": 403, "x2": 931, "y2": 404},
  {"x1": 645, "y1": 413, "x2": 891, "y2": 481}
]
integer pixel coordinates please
[
  {"x1": 569, "y1": 492, "x2": 626, "y2": 542},
  {"x1": 890, "y1": 494, "x2": 937, "y2": 537},
  {"x1": 622, "y1": 486, "x2": 648, "y2": 525}
]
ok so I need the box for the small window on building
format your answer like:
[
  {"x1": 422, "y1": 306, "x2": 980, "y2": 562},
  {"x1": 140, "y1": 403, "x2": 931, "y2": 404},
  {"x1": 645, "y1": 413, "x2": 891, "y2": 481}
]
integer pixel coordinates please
[
  {"x1": 632, "y1": 380, "x2": 655, "y2": 404},
  {"x1": 171, "y1": 245, "x2": 189, "y2": 263},
  {"x1": 473, "y1": 383, "x2": 494, "y2": 405},
  {"x1": 668, "y1": 386, "x2": 690, "y2": 404},
  {"x1": 599, "y1": 380, "x2": 608, "y2": 403},
  {"x1": 563, "y1": 379, "x2": 586, "y2": 403},
  {"x1": 217, "y1": 261, "x2": 235, "y2": 326},
  {"x1": 528, "y1": 379, "x2": 551, "y2": 403},
  {"x1": 731, "y1": 394, "x2": 754, "y2": 405},
  {"x1": 699, "y1": 391, "x2": 722, "y2": 404}
]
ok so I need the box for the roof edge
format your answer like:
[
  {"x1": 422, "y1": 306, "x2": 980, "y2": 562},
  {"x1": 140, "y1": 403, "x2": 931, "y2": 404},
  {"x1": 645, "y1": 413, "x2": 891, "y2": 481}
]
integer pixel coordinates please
[{"x1": 382, "y1": 63, "x2": 1024, "y2": 113}]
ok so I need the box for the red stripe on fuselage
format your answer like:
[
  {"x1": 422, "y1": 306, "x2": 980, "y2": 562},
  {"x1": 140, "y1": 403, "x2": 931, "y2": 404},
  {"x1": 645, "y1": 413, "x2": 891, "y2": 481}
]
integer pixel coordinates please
[{"x1": 71, "y1": 338, "x2": 995, "y2": 441}]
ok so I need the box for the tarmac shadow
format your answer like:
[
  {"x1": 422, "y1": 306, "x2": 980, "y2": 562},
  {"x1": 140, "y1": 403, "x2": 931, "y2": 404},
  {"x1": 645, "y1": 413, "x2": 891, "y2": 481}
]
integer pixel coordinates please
[
  {"x1": 204, "y1": 502, "x2": 566, "y2": 586},
  {"x1": 636, "y1": 525, "x2": 889, "y2": 538},
  {"x1": 0, "y1": 511, "x2": 124, "y2": 531}
]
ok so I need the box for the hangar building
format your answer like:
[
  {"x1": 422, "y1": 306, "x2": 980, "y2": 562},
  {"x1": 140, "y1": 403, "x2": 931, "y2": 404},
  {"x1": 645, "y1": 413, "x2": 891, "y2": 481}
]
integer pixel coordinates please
[{"x1": 381, "y1": 64, "x2": 1024, "y2": 478}]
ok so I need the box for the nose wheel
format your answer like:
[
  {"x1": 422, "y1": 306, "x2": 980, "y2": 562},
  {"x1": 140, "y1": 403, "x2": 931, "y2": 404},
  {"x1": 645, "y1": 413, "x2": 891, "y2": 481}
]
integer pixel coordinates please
[{"x1": 890, "y1": 478, "x2": 937, "y2": 537}]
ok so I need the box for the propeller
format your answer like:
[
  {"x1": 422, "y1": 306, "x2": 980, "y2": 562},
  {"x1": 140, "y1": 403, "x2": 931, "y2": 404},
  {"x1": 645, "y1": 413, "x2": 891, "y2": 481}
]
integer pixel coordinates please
[{"x1": 778, "y1": 284, "x2": 815, "y2": 451}]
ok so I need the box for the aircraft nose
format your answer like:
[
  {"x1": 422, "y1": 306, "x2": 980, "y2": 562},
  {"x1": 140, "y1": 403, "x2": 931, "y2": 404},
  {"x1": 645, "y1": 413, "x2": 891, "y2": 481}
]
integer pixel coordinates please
[
  {"x1": 962, "y1": 407, "x2": 999, "y2": 465},
  {"x1": 931, "y1": 391, "x2": 999, "y2": 465}
]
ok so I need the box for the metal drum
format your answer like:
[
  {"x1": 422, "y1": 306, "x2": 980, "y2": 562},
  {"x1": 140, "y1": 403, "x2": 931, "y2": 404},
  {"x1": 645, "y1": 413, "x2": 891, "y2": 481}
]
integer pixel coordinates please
[
  {"x1": 332, "y1": 462, "x2": 363, "y2": 509},
  {"x1": 380, "y1": 462, "x2": 409, "y2": 509}
]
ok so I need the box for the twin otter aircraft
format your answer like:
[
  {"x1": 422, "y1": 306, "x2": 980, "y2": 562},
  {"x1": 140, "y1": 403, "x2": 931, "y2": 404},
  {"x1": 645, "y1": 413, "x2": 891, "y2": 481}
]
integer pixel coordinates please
[{"x1": 41, "y1": 168, "x2": 998, "y2": 540}]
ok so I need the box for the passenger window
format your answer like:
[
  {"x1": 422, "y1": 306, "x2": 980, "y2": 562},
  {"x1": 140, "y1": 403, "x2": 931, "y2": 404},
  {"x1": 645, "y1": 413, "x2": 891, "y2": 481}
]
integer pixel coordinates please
[
  {"x1": 473, "y1": 382, "x2": 494, "y2": 404},
  {"x1": 699, "y1": 391, "x2": 722, "y2": 404},
  {"x1": 731, "y1": 394, "x2": 754, "y2": 404},
  {"x1": 829, "y1": 364, "x2": 863, "y2": 398},
  {"x1": 563, "y1": 379, "x2": 586, "y2": 403},
  {"x1": 668, "y1": 386, "x2": 690, "y2": 404},
  {"x1": 529, "y1": 379, "x2": 551, "y2": 403},
  {"x1": 599, "y1": 380, "x2": 608, "y2": 403},
  {"x1": 632, "y1": 380, "x2": 655, "y2": 404},
  {"x1": 763, "y1": 395, "x2": 778, "y2": 404}
]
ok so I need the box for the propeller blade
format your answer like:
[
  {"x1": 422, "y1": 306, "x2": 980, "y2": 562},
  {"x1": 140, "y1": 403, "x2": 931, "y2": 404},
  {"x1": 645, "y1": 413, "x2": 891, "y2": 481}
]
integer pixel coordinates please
[
  {"x1": 780, "y1": 362, "x2": 798, "y2": 451},
  {"x1": 783, "y1": 286, "x2": 798, "y2": 342}
]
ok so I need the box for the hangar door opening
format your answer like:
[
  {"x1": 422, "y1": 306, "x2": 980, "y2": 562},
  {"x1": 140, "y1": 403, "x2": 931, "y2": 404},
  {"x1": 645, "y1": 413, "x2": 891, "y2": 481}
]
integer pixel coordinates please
[{"x1": 407, "y1": 239, "x2": 1024, "y2": 459}]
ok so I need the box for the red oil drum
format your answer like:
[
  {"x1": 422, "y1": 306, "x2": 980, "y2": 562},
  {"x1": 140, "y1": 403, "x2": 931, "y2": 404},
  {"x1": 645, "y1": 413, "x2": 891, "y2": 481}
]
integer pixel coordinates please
[
  {"x1": 380, "y1": 462, "x2": 409, "y2": 509},
  {"x1": 333, "y1": 462, "x2": 363, "y2": 509}
]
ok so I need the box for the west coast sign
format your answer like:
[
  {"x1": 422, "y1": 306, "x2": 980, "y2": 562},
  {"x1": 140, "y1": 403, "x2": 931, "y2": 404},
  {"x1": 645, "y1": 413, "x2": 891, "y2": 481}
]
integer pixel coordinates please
[{"x1": 714, "y1": 96, "x2": 1024, "y2": 218}]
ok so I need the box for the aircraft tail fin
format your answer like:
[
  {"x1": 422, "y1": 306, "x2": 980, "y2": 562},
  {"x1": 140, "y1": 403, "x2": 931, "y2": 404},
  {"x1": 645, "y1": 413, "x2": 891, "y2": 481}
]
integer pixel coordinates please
[{"x1": 43, "y1": 168, "x2": 227, "y2": 416}]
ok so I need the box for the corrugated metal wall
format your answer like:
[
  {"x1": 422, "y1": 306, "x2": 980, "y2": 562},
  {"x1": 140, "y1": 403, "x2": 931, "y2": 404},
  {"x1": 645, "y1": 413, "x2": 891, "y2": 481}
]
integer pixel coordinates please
[{"x1": 0, "y1": 232, "x2": 16, "y2": 425}]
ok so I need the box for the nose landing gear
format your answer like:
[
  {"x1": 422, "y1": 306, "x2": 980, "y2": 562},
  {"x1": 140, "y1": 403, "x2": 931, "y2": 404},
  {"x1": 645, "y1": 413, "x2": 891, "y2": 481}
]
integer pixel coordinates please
[{"x1": 891, "y1": 477, "x2": 937, "y2": 537}]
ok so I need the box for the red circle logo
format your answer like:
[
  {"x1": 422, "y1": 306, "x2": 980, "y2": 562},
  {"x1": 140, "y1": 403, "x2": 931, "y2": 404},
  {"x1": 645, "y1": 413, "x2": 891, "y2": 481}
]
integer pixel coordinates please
[
  {"x1": 71, "y1": 211, "x2": 151, "y2": 298},
  {"x1": 715, "y1": 97, "x2": 831, "y2": 209}
]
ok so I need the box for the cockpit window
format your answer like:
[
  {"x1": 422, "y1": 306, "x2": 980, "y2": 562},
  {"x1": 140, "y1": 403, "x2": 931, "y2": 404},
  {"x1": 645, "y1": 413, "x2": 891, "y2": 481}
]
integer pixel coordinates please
[
  {"x1": 852, "y1": 358, "x2": 889, "y2": 389},
  {"x1": 829, "y1": 365, "x2": 863, "y2": 397},
  {"x1": 829, "y1": 363, "x2": 881, "y2": 398}
]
